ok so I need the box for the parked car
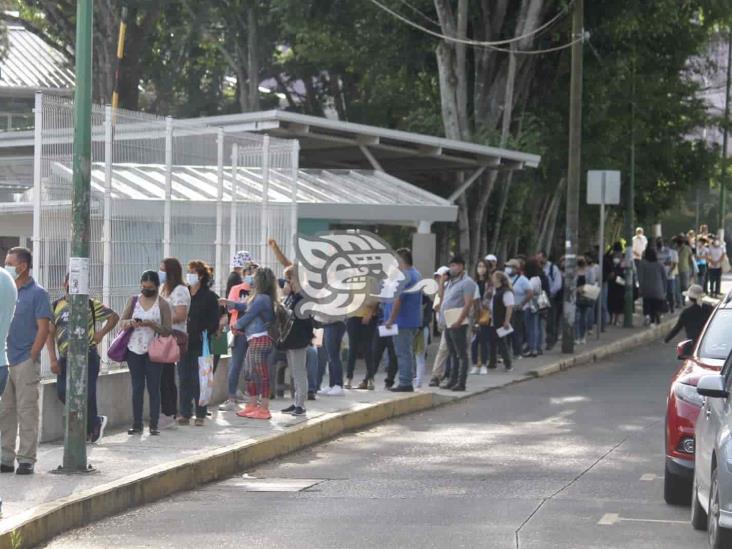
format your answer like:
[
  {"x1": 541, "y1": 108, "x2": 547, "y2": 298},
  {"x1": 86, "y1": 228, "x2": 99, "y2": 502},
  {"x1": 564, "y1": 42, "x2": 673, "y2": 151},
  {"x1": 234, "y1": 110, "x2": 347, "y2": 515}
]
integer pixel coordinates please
[
  {"x1": 691, "y1": 354, "x2": 732, "y2": 548},
  {"x1": 664, "y1": 300, "x2": 731, "y2": 504}
]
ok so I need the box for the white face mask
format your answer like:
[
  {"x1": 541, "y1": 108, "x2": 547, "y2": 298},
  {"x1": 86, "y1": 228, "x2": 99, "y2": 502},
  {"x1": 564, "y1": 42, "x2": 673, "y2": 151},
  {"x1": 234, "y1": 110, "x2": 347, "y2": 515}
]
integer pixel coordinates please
[
  {"x1": 158, "y1": 271, "x2": 167, "y2": 285},
  {"x1": 185, "y1": 273, "x2": 199, "y2": 286},
  {"x1": 505, "y1": 267, "x2": 514, "y2": 276},
  {"x1": 4, "y1": 265, "x2": 18, "y2": 280},
  {"x1": 613, "y1": 257, "x2": 621, "y2": 265}
]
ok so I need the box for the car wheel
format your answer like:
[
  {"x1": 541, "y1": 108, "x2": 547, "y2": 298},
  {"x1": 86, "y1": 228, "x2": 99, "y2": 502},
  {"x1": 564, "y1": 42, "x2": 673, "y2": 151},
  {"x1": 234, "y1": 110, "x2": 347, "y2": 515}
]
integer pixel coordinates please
[
  {"x1": 691, "y1": 469, "x2": 708, "y2": 531},
  {"x1": 664, "y1": 464, "x2": 691, "y2": 505},
  {"x1": 708, "y1": 467, "x2": 732, "y2": 548}
]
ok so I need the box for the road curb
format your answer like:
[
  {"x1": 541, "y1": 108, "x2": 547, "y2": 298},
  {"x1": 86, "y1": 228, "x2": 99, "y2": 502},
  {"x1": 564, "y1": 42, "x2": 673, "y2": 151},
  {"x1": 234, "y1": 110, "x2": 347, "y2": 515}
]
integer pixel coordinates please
[
  {"x1": 0, "y1": 319, "x2": 677, "y2": 548},
  {"x1": 527, "y1": 317, "x2": 676, "y2": 378}
]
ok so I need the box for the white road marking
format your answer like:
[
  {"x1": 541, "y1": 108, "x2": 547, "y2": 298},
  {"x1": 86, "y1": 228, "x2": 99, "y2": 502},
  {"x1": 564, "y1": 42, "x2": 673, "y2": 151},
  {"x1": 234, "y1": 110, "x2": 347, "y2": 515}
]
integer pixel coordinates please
[
  {"x1": 598, "y1": 513, "x2": 687, "y2": 526},
  {"x1": 640, "y1": 473, "x2": 659, "y2": 481}
]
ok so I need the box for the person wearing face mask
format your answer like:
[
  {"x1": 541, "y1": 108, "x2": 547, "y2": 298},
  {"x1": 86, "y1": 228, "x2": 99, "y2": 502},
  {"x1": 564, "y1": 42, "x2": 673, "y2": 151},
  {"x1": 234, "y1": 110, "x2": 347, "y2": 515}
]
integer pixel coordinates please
[
  {"x1": 158, "y1": 258, "x2": 190, "y2": 428},
  {"x1": 470, "y1": 259, "x2": 492, "y2": 375},
  {"x1": 504, "y1": 258, "x2": 532, "y2": 360},
  {"x1": 1, "y1": 247, "x2": 51, "y2": 475},
  {"x1": 707, "y1": 236, "x2": 726, "y2": 297},
  {"x1": 227, "y1": 250, "x2": 253, "y2": 296},
  {"x1": 119, "y1": 270, "x2": 172, "y2": 436},
  {"x1": 605, "y1": 242, "x2": 626, "y2": 326},
  {"x1": 46, "y1": 273, "x2": 119, "y2": 443},
  {"x1": 438, "y1": 256, "x2": 476, "y2": 391},
  {"x1": 177, "y1": 261, "x2": 220, "y2": 426}
]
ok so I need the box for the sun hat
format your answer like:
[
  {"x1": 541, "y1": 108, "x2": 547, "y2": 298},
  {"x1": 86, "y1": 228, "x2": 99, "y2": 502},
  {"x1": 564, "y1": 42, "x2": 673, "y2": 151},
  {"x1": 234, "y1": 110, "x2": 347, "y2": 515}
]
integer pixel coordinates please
[
  {"x1": 231, "y1": 250, "x2": 254, "y2": 269},
  {"x1": 684, "y1": 284, "x2": 704, "y2": 301}
]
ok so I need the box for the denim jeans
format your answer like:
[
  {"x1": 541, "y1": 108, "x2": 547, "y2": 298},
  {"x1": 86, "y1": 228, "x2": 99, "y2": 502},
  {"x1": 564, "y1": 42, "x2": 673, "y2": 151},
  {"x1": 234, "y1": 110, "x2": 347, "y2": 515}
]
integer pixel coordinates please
[
  {"x1": 392, "y1": 327, "x2": 418, "y2": 388},
  {"x1": 127, "y1": 351, "x2": 163, "y2": 428},
  {"x1": 178, "y1": 349, "x2": 206, "y2": 419},
  {"x1": 446, "y1": 325, "x2": 469, "y2": 386},
  {"x1": 666, "y1": 277, "x2": 677, "y2": 313},
  {"x1": 709, "y1": 268, "x2": 722, "y2": 296},
  {"x1": 575, "y1": 305, "x2": 592, "y2": 340},
  {"x1": 525, "y1": 310, "x2": 541, "y2": 353},
  {"x1": 678, "y1": 271, "x2": 691, "y2": 306},
  {"x1": 471, "y1": 325, "x2": 490, "y2": 365},
  {"x1": 489, "y1": 326, "x2": 512, "y2": 369},
  {"x1": 57, "y1": 348, "x2": 101, "y2": 436},
  {"x1": 227, "y1": 334, "x2": 248, "y2": 397},
  {"x1": 323, "y1": 322, "x2": 346, "y2": 387}
]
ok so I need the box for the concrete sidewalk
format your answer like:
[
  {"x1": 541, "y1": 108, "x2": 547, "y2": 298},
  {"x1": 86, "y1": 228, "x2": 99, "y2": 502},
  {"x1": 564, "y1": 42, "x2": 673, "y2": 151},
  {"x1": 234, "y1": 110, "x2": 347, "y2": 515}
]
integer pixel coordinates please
[{"x1": 0, "y1": 306, "x2": 688, "y2": 549}]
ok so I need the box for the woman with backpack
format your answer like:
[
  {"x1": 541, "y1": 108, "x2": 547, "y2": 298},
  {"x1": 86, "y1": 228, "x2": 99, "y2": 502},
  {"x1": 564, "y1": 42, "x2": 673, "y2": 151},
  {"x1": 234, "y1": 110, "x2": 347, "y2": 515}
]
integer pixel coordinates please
[
  {"x1": 279, "y1": 265, "x2": 313, "y2": 416},
  {"x1": 232, "y1": 267, "x2": 277, "y2": 420},
  {"x1": 177, "y1": 260, "x2": 219, "y2": 427}
]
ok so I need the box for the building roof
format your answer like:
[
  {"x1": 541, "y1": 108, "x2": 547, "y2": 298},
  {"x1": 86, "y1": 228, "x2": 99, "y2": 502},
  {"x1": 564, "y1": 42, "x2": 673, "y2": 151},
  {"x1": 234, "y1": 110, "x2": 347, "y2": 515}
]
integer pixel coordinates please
[
  {"x1": 190, "y1": 110, "x2": 541, "y2": 173},
  {"x1": 42, "y1": 162, "x2": 458, "y2": 224},
  {"x1": 0, "y1": 24, "x2": 74, "y2": 93}
]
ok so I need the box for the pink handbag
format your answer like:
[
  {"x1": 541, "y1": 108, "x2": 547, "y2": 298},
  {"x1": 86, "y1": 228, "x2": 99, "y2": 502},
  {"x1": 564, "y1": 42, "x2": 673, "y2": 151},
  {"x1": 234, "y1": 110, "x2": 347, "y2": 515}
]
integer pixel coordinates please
[{"x1": 148, "y1": 334, "x2": 180, "y2": 364}]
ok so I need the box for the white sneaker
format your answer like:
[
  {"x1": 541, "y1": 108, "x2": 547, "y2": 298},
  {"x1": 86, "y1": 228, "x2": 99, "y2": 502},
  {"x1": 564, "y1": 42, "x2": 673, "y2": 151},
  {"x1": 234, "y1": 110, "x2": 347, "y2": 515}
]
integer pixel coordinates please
[
  {"x1": 479, "y1": 366, "x2": 488, "y2": 375},
  {"x1": 325, "y1": 385, "x2": 345, "y2": 396},
  {"x1": 158, "y1": 414, "x2": 175, "y2": 430},
  {"x1": 235, "y1": 390, "x2": 247, "y2": 403},
  {"x1": 218, "y1": 399, "x2": 239, "y2": 412},
  {"x1": 469, "y1": 366, "x2": 480, "y2": 375}
]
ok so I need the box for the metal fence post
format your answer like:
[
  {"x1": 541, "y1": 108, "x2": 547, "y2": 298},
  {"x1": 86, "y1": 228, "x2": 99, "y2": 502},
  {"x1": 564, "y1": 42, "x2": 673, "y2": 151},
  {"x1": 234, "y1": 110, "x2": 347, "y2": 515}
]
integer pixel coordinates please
[
  {"x1": 290, "y1": 141, "x2": 299, "y2": 255},
  {"x1": 215, "y1": 129, "x2": 225, "y2": 293},
  {"x1": 163, "y1": 116, "x2": 173, "y2": 258},
  {"x1": 32, "y1": 92, "x2": 43, "y2": 284},
  {"x1": 261, "y1": 135, "x2": 271, "y2": 266},
  {"x1": 230, "y1": 143, "x2": 239, "y2": 266},
  {"x1": 103, "y1": 106, "x2": 113, "y2": 310}
]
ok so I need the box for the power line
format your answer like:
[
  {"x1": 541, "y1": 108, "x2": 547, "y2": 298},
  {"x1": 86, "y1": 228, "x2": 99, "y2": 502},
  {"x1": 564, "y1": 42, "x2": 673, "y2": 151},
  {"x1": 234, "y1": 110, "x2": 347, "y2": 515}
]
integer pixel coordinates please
[
  {"x1": 368, "y1": 0, "x2": 573, "y2": 50},
  {"x1": 396, "y1": 0, "x2": 440, "y2": 27}
]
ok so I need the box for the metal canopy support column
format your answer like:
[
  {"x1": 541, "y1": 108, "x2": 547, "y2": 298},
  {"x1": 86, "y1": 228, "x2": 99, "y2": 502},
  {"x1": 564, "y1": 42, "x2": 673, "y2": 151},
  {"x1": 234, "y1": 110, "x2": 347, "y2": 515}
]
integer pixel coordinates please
[
  {"x1": 290, "y1": 141, "x2": 300, "y2": 254},
  {"x1": 261, "y1": 135, "x2": 271, "y2": 265},
  {"x1": 215, "y1": 129, "x2": 225, "y2": 294},
  {"x1": 32, "y1": 92, "x2": 43, "y2": 284},
  {"x1": 230, "y1": 143, "x2": 239, "y2": 265},
  {"x1": 163, "y1": 116, "x2": 173, "y2": 258},
  {"x1": 448, "y1": 166, "x2": 488, "y2": 202},
  {"x1": 359, "y1": 144, "x2": 384, "y2": 172},
  {"x1": 103, "y1": 106, "x2": 113, "y2": 309}
]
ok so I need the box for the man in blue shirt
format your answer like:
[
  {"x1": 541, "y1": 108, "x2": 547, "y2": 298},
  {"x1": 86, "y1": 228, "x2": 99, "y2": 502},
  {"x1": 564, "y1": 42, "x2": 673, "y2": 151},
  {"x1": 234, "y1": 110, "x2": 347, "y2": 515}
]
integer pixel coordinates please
[
  {"x1": 0, "y1": 266, "x2": 17, "y2": 396},
  {"x1": 1, "y1": 247, "x2": 51, "y2": 475},
  {"x1": 384, "y1": 248, "x2": 422, "y2": 392}
]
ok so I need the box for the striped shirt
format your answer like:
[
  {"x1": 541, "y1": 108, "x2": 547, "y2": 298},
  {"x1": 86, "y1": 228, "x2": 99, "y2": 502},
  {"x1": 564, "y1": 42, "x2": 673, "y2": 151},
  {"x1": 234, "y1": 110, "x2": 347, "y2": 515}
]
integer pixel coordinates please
[{"x1": 52, "y1": 297, "x2": 115, "y2": 356}]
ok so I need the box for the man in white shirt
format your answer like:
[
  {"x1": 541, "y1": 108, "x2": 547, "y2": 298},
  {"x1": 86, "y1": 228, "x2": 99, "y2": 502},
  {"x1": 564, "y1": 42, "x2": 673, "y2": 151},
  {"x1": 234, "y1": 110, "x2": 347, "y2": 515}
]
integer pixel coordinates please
[
  {"x1": 505, "y1": 258, "x2": 532, "y2": 359},
  {"x1": 632, "y1": 227, "x2": 648, "y2": 263},
  {"x1": 707, "y1": 238, "x2": 727, "y2": 297}
]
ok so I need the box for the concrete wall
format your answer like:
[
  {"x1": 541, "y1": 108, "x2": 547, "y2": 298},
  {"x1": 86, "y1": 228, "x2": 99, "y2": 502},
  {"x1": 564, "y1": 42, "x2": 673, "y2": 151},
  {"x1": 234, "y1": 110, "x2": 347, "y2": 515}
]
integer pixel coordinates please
[{"x1": 40, "y1": 357, "x2": 232, "y2": 443}]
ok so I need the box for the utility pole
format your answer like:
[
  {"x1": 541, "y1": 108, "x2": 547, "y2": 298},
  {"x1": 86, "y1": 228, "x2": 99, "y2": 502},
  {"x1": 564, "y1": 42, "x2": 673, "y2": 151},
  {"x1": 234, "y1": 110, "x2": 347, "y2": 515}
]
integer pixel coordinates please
[
  {"x1": 61, "y1": 0, "x2": 93, "y2": 472},
  {"x1": 623, "y1": 61, "x2": 636, "y2": 328},
  {"x1": 719, "y1": 29, "x2": 732, "y2": 240},
  {"x1": 562, "y1": 0, "x2": 583, "y2": 354}
]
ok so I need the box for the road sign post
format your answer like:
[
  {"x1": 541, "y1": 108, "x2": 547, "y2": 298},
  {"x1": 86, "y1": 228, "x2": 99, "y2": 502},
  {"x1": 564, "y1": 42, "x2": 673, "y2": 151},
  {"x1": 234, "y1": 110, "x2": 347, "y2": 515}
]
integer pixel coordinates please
[{"x1": 587, "y1": 170, "x2": 621, "y2": 341}]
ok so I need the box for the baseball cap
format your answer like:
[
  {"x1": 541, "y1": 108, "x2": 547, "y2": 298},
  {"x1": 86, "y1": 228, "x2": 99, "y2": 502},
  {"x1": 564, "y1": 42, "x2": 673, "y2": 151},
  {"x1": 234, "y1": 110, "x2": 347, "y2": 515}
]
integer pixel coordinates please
[
  {"x1": 484, "y1": 254, "x2": 497, "y2": 262},
  {"x1": 434, "y1": 266, "x2": 449, "y2": 276}
]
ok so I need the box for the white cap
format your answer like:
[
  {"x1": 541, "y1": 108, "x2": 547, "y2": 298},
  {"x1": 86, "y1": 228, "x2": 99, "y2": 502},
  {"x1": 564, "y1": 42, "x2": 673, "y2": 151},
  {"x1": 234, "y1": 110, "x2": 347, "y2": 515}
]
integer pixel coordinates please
[
  {"x1": 484, "y1": 254, "x2": 497, "y2": 262},
  {"x1": 434, "y1": 266, "x2": 449, "y2": 276}
]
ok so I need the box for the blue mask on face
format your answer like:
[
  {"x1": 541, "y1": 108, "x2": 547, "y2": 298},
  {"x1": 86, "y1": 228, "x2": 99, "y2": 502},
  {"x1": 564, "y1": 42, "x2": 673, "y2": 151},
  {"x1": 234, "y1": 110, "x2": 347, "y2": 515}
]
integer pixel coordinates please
[
  {"x1": 158, "y1": 271, "x2": 167, "y2": 285},
  {"x1": 244, "y1": 275, "x2": 254, "y2": 285}
]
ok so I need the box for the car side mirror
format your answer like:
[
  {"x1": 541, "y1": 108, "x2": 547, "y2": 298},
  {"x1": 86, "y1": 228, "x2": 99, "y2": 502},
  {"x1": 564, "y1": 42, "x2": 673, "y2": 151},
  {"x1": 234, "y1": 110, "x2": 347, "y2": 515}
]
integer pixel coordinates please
[
  {"x1": 697, "y1": 375, "x2": 729, "y2": 399},
  {"x1": 677, "y1": 339, "x2": 694, "y2": 360}
]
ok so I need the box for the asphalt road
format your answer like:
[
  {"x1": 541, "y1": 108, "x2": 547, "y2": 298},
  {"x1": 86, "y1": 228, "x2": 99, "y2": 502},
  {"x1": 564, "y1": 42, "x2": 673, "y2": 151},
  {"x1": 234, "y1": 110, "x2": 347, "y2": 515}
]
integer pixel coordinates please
[{"x1": 45, "y1": 340, "x2": 707, "y2": 549}]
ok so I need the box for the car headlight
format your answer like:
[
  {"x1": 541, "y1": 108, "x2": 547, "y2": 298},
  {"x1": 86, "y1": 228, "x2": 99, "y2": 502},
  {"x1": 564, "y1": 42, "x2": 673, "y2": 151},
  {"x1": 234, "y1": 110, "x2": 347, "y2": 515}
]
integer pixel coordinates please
[{"x1": 674, "y1": 382, "x2": 705, "y2": 407}]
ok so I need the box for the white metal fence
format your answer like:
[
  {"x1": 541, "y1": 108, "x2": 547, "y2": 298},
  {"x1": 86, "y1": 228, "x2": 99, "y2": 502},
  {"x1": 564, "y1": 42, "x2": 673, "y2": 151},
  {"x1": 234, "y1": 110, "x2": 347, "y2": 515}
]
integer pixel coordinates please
[{"x1": 33, "y1": 93, "x2": 298, "y2": 377}]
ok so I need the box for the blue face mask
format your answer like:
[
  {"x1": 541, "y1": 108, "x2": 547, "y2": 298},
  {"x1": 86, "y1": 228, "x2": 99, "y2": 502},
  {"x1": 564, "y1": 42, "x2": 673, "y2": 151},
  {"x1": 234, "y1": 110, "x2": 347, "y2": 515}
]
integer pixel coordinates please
[
  {"x1": 4, "y1": 266, "x2": 18, "y2": 280},
  {"x1": 158, "y1": 271, "x2": 167, "y2": 285},
  {"x1": 244, "y1": 275, "x2": 254, "y2": 285}
]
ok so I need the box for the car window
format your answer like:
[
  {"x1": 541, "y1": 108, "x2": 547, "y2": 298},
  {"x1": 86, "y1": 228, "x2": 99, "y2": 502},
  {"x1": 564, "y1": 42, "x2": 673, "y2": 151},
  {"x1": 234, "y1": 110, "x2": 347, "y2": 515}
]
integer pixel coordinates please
[{"x1": 700, "y1": 309, "x2": 732, "y2": 361}]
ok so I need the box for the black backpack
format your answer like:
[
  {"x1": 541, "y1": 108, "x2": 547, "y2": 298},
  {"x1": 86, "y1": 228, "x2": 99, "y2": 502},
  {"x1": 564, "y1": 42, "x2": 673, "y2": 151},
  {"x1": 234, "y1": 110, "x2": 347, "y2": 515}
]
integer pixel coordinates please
[{"x1": 269, "y1": 300, "x2": 294, "y2": 346}]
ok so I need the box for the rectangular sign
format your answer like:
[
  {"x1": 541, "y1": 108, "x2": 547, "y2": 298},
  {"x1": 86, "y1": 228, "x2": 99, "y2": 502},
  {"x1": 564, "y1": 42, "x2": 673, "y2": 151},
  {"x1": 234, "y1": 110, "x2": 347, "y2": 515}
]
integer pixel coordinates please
[
  {"x1": 587, "y1": 170, "x2": 621, "y2": 205},
  {"x1": 68, "y1": 257, "x2": 90, "y2": 296}
]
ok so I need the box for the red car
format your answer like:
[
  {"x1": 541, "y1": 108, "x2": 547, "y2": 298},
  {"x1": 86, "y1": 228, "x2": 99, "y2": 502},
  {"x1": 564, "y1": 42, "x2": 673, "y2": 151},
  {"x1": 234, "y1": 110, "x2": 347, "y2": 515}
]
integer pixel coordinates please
[{"x1": 664, "y1": 300, "x2": 731, "y2": 505}]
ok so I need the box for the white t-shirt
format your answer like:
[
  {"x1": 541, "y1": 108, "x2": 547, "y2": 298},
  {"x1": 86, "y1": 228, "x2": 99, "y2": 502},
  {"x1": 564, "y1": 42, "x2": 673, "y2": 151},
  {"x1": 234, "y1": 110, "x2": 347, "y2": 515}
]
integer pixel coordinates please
[
  {"x1": 163, "y1": 284, "x2": 190, "y2": 332},
  {"x1": 632, "y1": 235, "x2": 648, "y2": 259},
  {"x1": 709, "y1": 245, "x2": 725, "y2": 268},
  {"x1": 127, "y1": 297, "x2": 162, "y2": 355}
]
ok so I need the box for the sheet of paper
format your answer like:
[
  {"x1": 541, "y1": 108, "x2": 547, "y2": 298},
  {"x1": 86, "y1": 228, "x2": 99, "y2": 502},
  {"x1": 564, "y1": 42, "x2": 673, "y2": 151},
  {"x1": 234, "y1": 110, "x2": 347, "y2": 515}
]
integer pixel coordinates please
[
  {"x1": 496, "y1": 325, "x2": 514, "y2": 338},
  {"x1": 378, "y1": 324, "x2": 399, "y2": 337}
]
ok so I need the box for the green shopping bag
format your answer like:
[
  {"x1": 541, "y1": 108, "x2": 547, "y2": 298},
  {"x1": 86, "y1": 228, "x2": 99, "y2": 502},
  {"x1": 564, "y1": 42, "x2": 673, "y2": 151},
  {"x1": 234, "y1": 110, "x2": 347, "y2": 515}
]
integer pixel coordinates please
[{"x1": 210, "y1": 330, "x2": 230, "y2": 356}]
